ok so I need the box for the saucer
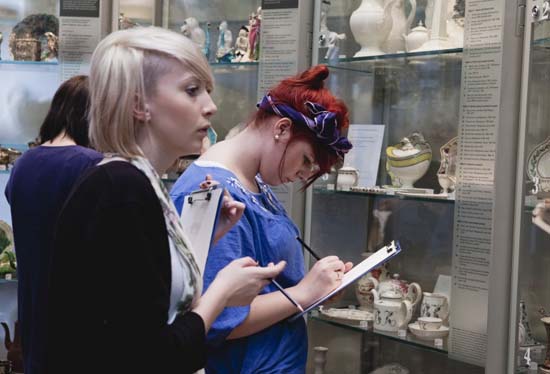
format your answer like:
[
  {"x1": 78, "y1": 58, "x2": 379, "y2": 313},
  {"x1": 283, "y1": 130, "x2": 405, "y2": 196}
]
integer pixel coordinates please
[
  {"x1": 408, "y1": 322, "x2": 449, "y2": 340},
  {"x1": 319, "y1": 306, "x2": 373, "y2": 323}
]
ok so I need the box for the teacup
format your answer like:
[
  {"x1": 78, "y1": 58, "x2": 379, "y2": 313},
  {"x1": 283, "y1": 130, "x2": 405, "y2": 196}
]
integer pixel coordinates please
[{"x1": 417, "y1": 316, "x2": 442, "y2": 330}]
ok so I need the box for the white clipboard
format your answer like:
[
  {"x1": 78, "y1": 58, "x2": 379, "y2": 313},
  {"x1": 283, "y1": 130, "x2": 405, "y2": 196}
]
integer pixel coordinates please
[
  {"x1": 180, "y1": 185, "x2": 225, "y2": 274},
  {"x1": 289, "y1": 240, "x2": 402, "y2": 322}
]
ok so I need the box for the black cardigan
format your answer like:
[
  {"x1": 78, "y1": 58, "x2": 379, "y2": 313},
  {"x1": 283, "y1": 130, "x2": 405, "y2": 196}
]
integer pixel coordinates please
[{"x1": 45, "y1": 161, "x2": 207, "y2": 374}]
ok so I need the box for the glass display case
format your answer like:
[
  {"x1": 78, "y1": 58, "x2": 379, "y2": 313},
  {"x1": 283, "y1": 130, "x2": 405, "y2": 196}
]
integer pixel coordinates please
[
  {"x1": 509, "y1": 3, "x2": 550, "y2": 373},
  {"x1": 304, "y1": 0, "x2": 523, "y2": 373}
]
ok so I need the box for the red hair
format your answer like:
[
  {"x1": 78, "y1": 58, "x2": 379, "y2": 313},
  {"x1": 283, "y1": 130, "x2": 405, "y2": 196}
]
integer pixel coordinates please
[{"x1": 253, "y1": 65, "x2": 350, "y2": 187}]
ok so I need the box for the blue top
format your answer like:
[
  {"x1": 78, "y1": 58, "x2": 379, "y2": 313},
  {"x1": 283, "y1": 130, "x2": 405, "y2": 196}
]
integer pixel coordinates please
[
  {"x1": 171, "y1": 161, "x2": 307, "y2": 374},
  {"x1": 4, "y1": 145, "x2": 102, "y2": 374}
]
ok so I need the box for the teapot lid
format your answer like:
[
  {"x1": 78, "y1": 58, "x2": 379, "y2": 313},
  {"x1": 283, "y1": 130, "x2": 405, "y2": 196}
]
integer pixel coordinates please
[{"x1": 410, "y1": 21, "x2": 428, "y2": 33}]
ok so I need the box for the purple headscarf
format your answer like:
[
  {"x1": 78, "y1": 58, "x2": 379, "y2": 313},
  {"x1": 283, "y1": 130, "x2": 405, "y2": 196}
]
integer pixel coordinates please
[{"x1": 257, "y1": 94, "x2": 352, "y2": 158}]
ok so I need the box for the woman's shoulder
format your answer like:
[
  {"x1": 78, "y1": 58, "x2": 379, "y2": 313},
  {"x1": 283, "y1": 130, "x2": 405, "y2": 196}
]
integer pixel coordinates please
[{"x1": 75, "y1": 161, "x2": 157, "y2": 206}]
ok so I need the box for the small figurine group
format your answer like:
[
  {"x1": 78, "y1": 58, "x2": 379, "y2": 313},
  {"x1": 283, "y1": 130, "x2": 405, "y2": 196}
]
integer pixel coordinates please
[{"x1": 180, "y1": 7, "x2": 262, "y2": 63}]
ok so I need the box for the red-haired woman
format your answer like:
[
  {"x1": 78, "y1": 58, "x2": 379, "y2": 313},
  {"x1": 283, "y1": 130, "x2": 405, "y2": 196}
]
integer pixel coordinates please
[{"x1": 170, "y1": 65, "x2": 353, "y2": 374}]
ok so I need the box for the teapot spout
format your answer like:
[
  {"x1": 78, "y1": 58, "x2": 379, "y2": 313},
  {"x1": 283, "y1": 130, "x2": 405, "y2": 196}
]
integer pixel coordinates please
[
  {"x1": 370, "y1": 288, "x2": 380, "y2": 302},
  {"x1": 1, "y1": 322, "x2": 11, "y2": 350}
]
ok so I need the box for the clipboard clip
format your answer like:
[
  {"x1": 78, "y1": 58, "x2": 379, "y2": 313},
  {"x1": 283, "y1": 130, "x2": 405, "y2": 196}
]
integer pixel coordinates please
[
  {"x1": 187, "y1": 185, "x2": 218, "y2": 204},
  {"x1": 387, "y1": 240, "x2": 399, "y2": 254}
]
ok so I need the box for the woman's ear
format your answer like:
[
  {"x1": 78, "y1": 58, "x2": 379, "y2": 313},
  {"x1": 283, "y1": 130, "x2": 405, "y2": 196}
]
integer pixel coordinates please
[
  {"x1": 273, "y1": 117, "x2": 292, "y2": 141},
  {"x1": 133, "y1": 104, "x2": 151, "y2": 123}
]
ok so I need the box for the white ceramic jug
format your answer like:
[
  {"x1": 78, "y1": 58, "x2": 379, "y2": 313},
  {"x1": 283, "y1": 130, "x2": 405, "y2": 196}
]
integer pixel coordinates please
[
  {"x1": 349, "y1": 0, "x2": 395, "y2": 57},
  {"x1": 384, "y1": 0, "x2": 417, "y2": 53},
  {"x1": 336, "y1": 166, "x2": 359, "y2": 191}
]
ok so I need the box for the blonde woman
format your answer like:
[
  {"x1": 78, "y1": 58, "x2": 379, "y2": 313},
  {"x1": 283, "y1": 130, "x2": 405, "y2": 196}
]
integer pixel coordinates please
[{"x1": 44, "y1": 27, "x2": 285, "y2": 374}]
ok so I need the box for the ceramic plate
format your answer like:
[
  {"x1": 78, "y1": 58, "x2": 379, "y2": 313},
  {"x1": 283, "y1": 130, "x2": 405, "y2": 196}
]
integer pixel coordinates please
[
  {"x1": 319, "y1": 306, "x2": 373, "y2": 323},
  {"x1": 408, "y1": 322, "x2": 449, "y2": 340},
  {"x1": 527, "y1": 137, "x2": 550, "y2": 192}
]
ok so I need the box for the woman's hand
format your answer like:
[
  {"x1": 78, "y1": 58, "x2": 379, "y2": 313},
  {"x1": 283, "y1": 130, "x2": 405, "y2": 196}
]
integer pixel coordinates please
[
  {"x1": 292, "y1": 256, "x2": 347, "y2": 306},
  {"x1": 210, "y1": 257, "x2": 286, "y2": 306},
  {"x1": 199, "y1": 175, "x2": 245, "y2": 243},
  {"x1": 322, "y1": 261, "x2": 353, "y2": 305}
]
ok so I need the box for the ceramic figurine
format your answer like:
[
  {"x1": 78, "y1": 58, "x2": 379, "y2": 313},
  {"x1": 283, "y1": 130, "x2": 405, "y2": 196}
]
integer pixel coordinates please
[
  {"x1": 247, "y1": 7, "x2": 262, "y2": 61},
  {"x1": 386, "y1": 132, "x2": 432, "y2": 189},
  {"x1": 319, "y1": 0, "x2": 347, "y2": 60},
  {"x1": 216, "y1": 21, "x2": 233, "y2": 63},
  {"x1": 446, "y1": 0, "x2": 464, "y2": 48},
  {"x1": 41, "y1": 31, "x2": 58, "y2": 62},
  {"x1": 325, "y1": 31, "x2": 346, "y2": 61},
  {"x1": 181, "y1": 17, "x2": 206, "y2": 53},
  {"x1": 118, "y1": 13, "x2": 139, "y2": 30},
  {"x1": 203, "y1": 22, "x2": 211, "y2": 60},
  {"x1": 349, "y1": 0, "x2": 395, "y2": 57},
  {"x1": 437, "y1": 137, "x2": 458, "y2": 194},
  {"x1": 232, "y1": 26, "x2": 250, "y2": 62},
  {"x1": 383, "y1": 0, "x2": 416, "y2": 53}
]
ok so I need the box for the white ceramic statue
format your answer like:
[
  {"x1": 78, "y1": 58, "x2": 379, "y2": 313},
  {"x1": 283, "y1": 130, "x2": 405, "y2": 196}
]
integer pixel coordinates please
[
  {"x1": 232, "y1": 26, "x2": 250, "y2": 62},
  {"x1": 180, "y1": 17, "x2": 206, "y2": 52},
  {"x1": 216, "y1": 21, "x2": 233, "y2": 63}
]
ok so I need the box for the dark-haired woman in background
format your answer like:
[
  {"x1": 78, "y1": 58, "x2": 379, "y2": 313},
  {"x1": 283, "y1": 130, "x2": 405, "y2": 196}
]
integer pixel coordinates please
[
  {"x1": 5, "y1": 75, "x2": 102, "y2": 374},
  {"x1": 170, "y1": 65, "x2": 354, "y2": 374}
]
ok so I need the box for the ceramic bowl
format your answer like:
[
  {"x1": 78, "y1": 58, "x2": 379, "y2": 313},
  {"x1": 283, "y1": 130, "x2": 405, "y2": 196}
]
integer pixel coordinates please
[
  {"x1": 388, "y1": 159, "x2": 430, "y2": 189},
  {"x1": 417, "y1": 316, "x2": 442, "y2": 330},
  {"x1": 408, "y1": 322, "x2": 449, "y2": 340}
]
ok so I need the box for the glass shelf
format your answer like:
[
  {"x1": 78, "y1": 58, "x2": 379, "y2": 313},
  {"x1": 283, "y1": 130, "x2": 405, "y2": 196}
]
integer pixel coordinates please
[
  {"x1": 0, "y1": 60, "x2": 58, "y2": 66},
  {"x1": 309, "y1": 312, "x2": 448, "y2": 354},
  {"x1": 0, "y1": 170, "x2": 10, "y2": 175},
  {"x1": 209, "y1": 61, "x2": 259, "y2": 74},
  {"x1": 0, "y1": 279, "x2": 17, "y2": 285},
  {"x1": 323, "y1": 48, "x2": 463, "y2": 75},
  {"x1": 312, "y1": 187, "x2": 455, "y2": 204}
]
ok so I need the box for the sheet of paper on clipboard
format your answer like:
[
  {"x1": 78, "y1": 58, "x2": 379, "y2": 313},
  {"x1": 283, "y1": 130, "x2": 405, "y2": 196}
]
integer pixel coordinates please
[
  {"x1": 180, "y1": 185, "x2": 225, "y2": 274},
  {"x1": 289, "y1": 240, "x2": 402, "y2": 322}
]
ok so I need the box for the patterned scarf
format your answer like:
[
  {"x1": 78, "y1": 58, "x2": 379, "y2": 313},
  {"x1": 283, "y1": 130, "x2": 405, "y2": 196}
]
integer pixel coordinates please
[{"x1": 126, "y1": 156, "x2": 203, "y2": 323}]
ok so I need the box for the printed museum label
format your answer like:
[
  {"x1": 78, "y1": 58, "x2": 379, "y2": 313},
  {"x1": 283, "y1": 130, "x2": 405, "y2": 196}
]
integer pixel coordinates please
[
  {"x1": 344, "y1": 125, "x2": 385, "y2": 188},
  {"x1": 449, "y1": 0, "x2": 504, "y2": 366},
  {"x1": 59, "y1": 1, "x2": 101, "y2": 81}
]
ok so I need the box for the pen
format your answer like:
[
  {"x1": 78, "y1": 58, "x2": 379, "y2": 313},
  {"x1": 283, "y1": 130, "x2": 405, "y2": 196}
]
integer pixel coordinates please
[
  {"x1": 296, "y1": 236, "x2": 321, "y2": 261},
  {"x1": 271, "y1": 278, "x2": 304, "y2": 312}
]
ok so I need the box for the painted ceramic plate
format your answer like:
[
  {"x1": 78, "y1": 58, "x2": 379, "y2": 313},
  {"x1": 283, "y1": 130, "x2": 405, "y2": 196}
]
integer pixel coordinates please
[
  {"x1": 319, "y1": 306, "x2": 373, "y2": 322},
  {"x1": 527, "y1": 137, "x2": 550, "y2": 192}
]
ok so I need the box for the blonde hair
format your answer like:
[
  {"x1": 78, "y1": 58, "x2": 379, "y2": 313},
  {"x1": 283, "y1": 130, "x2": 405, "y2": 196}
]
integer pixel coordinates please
[{"x1": 89, "y1": 26, "x2": 213, "y2": 157}]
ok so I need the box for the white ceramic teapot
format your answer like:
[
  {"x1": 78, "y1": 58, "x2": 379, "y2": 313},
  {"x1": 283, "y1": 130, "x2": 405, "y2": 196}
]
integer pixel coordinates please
[
  {"x1": 403, "y1": 21, "x2": 429, "y2": 52},
  {"x1": 377, "y1": 273, "x2": 422, "y2": 310},
  {"x1": 371, "y1": 289, "x2": 413, "y2": 332},
  {"x1": 336, "y1": 166, "x2": 359, "y2": 191}
]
